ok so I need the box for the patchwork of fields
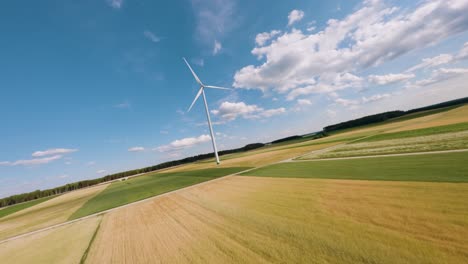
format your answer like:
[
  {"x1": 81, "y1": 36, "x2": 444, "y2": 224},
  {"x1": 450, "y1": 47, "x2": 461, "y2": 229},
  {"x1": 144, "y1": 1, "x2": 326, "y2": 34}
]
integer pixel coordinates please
[
  {"x1": 0, "y1": 103, "x2": 467, "y2": 263},
  {"x1": 85, "y1": 176, "x2": 468, "y2": 263}
]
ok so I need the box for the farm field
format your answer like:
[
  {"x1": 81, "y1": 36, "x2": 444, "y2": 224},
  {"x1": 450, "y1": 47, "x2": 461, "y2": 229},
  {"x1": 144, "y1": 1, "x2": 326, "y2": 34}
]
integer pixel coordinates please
[
  {"x1": 84, "y1": 176, "x2": 468, "y2": 264},
  {"x1": 0, "y1": 216, "x2": 102, "y2": 264},
  {"x1": 243, "y1": 152, "x2": 468, "y2": 182},
  {"x1": 0, "y1": 103, "x2": 467, "y2": 263},
  {"x1": 69, "y1": 167, "x2": 250, "y2": 220},
  {"x1": 0, "y1": 196, "x2": 56, "y2": 219},
  {"x1": 0, "y1": 184, "x2": 107, "y2": 241},
  {"x1": 301, "y1": 129, "x2": 468, "y2": 159}
]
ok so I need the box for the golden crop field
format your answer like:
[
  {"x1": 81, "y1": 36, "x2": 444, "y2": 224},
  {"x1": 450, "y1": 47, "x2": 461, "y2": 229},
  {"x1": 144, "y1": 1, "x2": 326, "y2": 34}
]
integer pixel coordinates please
[
  {"x1": 0, "y1": 184, "x2": 107, "y2": 241},
  {"x1": 162, "y1": 141, "x2": 342, "y2": 173},
  {"x1": 319, "y1": 104, "x2": 468, "y2": 141},
  {"x1": 0, "y1": 216, "x2": 101, "y2": 264},
  {"x1": 85, "y1": 176, "x2": 468, "y2": 264}
]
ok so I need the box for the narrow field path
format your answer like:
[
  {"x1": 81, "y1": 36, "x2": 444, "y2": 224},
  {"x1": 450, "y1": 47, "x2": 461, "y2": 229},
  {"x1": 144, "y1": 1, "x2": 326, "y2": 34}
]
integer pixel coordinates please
[{"x1": 289, "y1": 148, "x2": 468, "y2": 162}]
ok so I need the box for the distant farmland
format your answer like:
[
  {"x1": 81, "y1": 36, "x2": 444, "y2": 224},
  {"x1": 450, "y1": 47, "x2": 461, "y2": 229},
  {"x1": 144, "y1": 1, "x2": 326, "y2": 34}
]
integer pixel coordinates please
[{"x1": 1, "y1": 102, "x2": 467, "y2": 263}]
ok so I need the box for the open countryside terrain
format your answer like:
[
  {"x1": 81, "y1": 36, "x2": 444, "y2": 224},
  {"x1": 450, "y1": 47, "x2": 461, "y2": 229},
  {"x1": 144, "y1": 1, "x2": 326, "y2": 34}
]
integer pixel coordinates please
[{"x1": 0, "y1": 103, "x2": 468, "y2": 263}]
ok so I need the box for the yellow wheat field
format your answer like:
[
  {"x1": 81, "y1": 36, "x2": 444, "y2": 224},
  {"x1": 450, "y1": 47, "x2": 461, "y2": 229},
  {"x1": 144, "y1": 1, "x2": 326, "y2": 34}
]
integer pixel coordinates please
[
  {"x1": 163, "y1": 141, "x2": 342, "y2": 173},
  {"x1": 0, "y1": 184, "x2": 107, "y2": 241},
  {"x1": 0, "y1": 216, "x2": 101, "y2": 264},
  {"x1": 85, "y1": 176, "x2": 468, "y2": 264}
]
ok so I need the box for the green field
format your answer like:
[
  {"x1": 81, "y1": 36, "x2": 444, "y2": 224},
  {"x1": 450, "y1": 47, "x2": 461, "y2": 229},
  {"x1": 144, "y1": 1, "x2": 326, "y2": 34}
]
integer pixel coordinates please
[
  {"x1": 69, "y1": 167, "x2": 250, "y2": 220},
  {"x1": 242, "y1": 152, "x2": 468, "y2": 182},
  {"x1": 302, "y1": 130, "x2": 468, "y2": 159},
  {"x1": 0, "y1": 196, "x2": 56, "y2": 219},
  {"x1": 353, "y1": 122, "x2": 468, "y2": 143}
]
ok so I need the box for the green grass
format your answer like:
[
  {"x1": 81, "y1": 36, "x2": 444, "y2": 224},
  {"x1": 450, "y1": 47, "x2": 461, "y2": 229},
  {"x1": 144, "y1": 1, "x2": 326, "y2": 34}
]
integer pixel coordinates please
[
  {"x1": 353, "y1": 122, "x2": 468, "y2": 143},
  {"x1": 69, "y1": 167, "x2": 250, "y2": 220},
  {"x1": 0, "y1": 195, "x2": 57, "y2": 219},
  {"x1": 242, "y1": 152, "x2": 468, "y2": 182}
]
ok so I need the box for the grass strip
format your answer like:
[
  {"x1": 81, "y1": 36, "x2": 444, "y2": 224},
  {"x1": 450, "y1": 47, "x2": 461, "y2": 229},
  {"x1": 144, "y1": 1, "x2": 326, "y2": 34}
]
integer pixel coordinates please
[
  {"x1": 241, "y1": 152, "x2": 468, "y2": 182},
  {"x1": 80, "y1": 219, "x2": 102, "y2": 264},
  {"x1": 353, "y1": 122, "x2": 468, "y2": 143},
  {"x1": 69, "y1": 167, "x2": 250, "y2": 220},
  {"x1": 0, "y1": 195, "x2": 57, "y2": 219}
]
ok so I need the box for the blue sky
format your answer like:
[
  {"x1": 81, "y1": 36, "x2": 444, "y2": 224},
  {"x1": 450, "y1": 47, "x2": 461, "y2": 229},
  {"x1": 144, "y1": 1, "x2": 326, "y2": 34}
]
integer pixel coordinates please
[{"x1": 1, "y1": 0, "x2": 468, "y2": 197}]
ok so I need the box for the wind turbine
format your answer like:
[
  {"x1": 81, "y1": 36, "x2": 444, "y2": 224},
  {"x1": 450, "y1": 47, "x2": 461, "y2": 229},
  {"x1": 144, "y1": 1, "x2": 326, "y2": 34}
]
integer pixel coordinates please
[{"x1": 183, "y1": 57, "x2": 231, "y2": 165}]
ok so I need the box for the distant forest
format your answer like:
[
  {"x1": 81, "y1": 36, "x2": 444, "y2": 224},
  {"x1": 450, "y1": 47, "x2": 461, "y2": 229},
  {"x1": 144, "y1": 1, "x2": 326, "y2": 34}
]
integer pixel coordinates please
[
  {"x1": 1, "y1": 97, "x2": 467, "y2": 208},
  {"x1": 323, "y1": 97, "x2": 468, "y2": 133}
]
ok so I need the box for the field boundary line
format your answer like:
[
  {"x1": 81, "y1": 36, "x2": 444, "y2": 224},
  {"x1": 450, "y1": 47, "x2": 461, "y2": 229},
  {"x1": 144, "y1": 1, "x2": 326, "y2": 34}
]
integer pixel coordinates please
[
  {"x1": 0, "y1": 167, "x2": 259, "y2": 245},
  {"x1": 289, "y1": 148, "x2": 468, "y2": 162}
]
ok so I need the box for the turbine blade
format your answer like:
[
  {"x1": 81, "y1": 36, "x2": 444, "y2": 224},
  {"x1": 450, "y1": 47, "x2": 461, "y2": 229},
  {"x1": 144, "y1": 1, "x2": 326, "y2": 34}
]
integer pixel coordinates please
[
  {"x1": 183, "y1": 57, "x2": 203, "y2": 86},
  {"x1": 188, "y1": 87, "x2": 203, "y2": 112},
  {"x1": 204, "y1": 85, "x2": 232, "y2": 90}
]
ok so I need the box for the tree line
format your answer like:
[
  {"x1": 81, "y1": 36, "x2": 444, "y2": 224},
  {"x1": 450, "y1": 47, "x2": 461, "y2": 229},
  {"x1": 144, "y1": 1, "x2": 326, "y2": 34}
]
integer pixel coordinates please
[
  {"x1": 324, "y1": 97, "x2": 468, "y2": 133},
  {"x1": 2, "y1": 97, "x2": 466, "y2": 208},
  {"x1": 0, "y1": 143, "x2": 265, "y2": 208}
]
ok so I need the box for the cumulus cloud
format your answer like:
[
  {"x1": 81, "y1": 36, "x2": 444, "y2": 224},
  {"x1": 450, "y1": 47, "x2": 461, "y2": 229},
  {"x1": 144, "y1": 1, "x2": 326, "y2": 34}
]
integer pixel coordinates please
[
  {"x1": 211, "y1": 101, "x2": 286, "y2": 121},
  {"x1": 255, "y1": 30, "x2": 281, "y2": 46},
  {"x1": 234, "y1": 0, "x2": 468, "y2": 100},
  {"x1": 407, "y1": 42, "x2": 468, "y2": 72},
  {"x1": 368, "y1": 73, "x2": 415, "y2": 85},
  {"x1": 106, "y1": 0, "x2": 123, "y2": 9},
  {"x1": 297, "y1": 99, "x2": 312, "y2": 106},
  {"x1": 144, "y1": 30, "x2": 161, "y2": 43},
  {"x1": 361, "y1": 93, "x2": 391, "y2": 103},
  {"x1": 288, "y1": 10, "x2": 305, "y2": 26},
  {"x1": 128, "y1": 147, "x2": 145, "y2": 152},
  {"x1": 458, "y1": 42, "x2": 468, "y2": 60},
  {"x1": 334, "y1": 98, "x2": 359, "y2": 107},
  {"x1": 213, "y1": 40, "x2": 222, "y2": 55},
  {"x1": 410, "y1": 67, "x2": 468, "y2": 88},
  {"x1": 156, "y1": 135, "x2": 211, "y2": 152},
  {"x1": 0, "y1": 155, "x2": 63, "y2": 166},
  {"x1": 32, "y1": 148, "x2": 78, "y2": 157}
]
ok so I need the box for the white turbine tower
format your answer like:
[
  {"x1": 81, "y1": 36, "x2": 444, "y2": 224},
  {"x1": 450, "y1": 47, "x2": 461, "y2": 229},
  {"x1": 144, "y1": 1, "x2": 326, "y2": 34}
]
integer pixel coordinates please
[{"x1": 183, "y1": 57, "x2": 231, "y2": 165}]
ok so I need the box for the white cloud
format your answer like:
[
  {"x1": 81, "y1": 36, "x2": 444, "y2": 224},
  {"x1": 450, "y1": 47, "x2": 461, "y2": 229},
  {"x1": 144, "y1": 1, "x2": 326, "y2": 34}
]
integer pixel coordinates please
[
  {"x1": 410, "y1": 67, "x2": 468, "y2": 88},
  {"x1": 297, "y1": 99, "x2": 312, "y2": 106},
  {"x1": 190, "y1": 0, "x2": 235, "y2": 48},
  {"x1": 368, "y1": 73, "x2": 415, "y2": 85},
  {"x1": 58, "y1": 174, "x2": 69, "y2": 179},
  {"x1": 0, "y1": 155, "x2": 63, "y2": 166},
  {"x1": 407, "y1": 54, "x2": 454, "y2": 72},
  {"x1": 143, "y1": 30, "x2": 161, "y2": 43},
  {"x1": 87, "y1": 161, "x2": 96, "y2": 166},
  {"x1": 234, "y1": 0, "x2": 468, "y2": 100},
  {"x1": 255, "y1": 30, "x2": 281, "y2": 46},
  {"x1": 362, "y1": 93, "x2": 391, "y2": 103},
  {"x1": 286, "y1": 72, "x2": 363, "y2": 100},
  {"x1": 334, "y1": 98, "x2": 359, "y2": 107},
  {"x1": 128, "y1": 147, "x2": 145, "y2": 152},
  {"x1": 192, "y1": 58, "x2": 204, "y2": 66},
  {"x1": 97, "y1": 170, "x2": 107, "y2": 174},
  {"x1": 407, "y1": 42, "x2": 468, "y2": 72},
  {"x1": 32, "y1": 148, "x2": 78, "y2": 157},
  {"x1": 288, "y1": 10, "x2": 305, "y2": 26},
  {"x1": 106, "y1": 0, "x2": 123, "y2": 9},
  {"x1": 213, "y1": 40, "x2": 222, "y2": 55},
  {"x1": 156, "y1": 134, "x2": 211, "y2": 152},
  {"x1": 211, "y1": 101, "x2": 285, "y2": 121},
  {"x1": 458, "y1": 42, "x2": 468, "y2": 60}
]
